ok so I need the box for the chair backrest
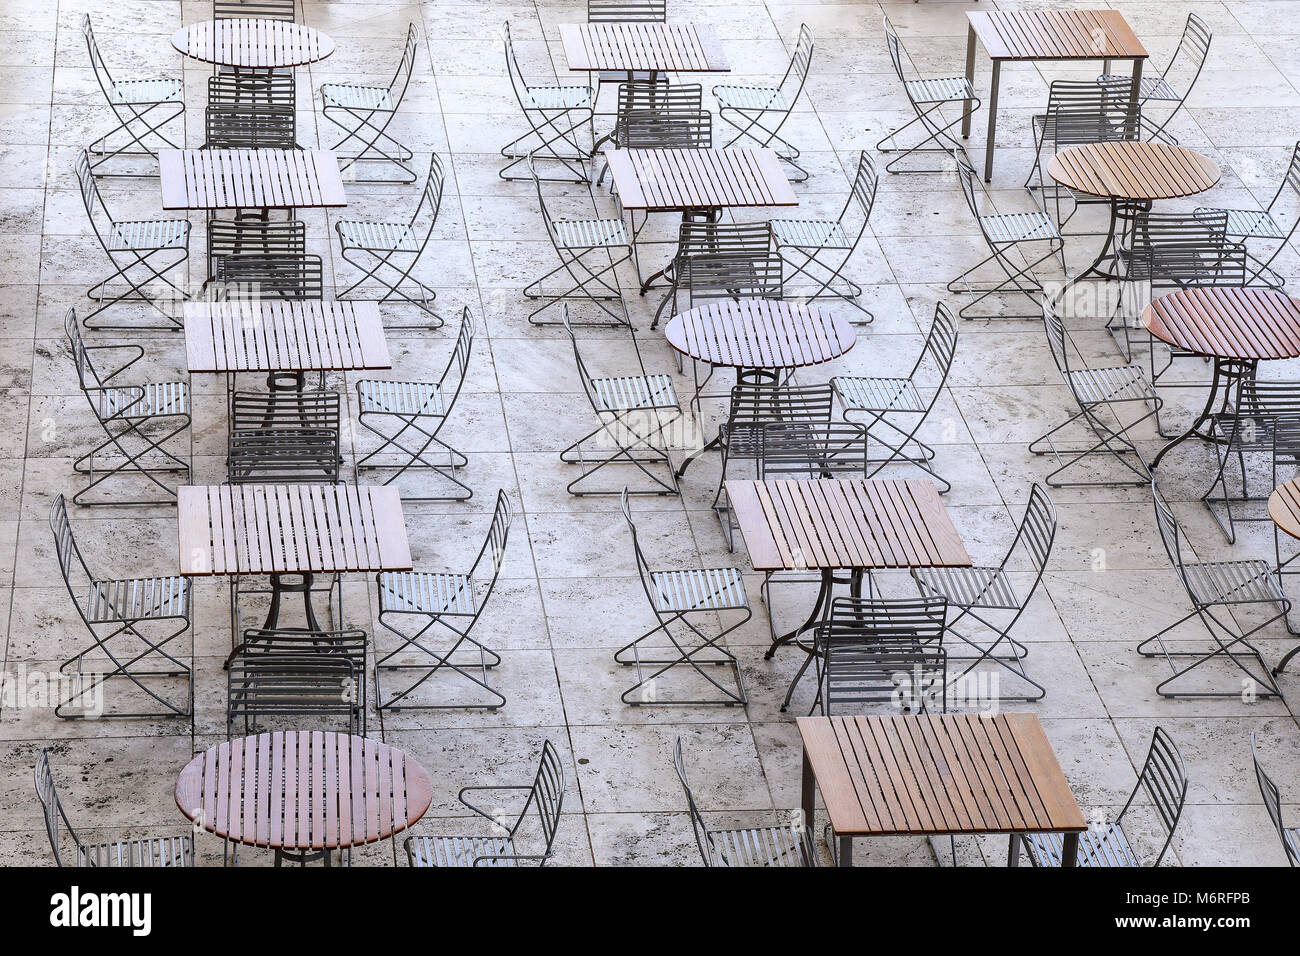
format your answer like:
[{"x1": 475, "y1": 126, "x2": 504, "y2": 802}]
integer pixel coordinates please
[
  {"x1": 214, "y1": 0, "x2": 295, "y2": 20},
  {"x1": 81, "y1": 15, "x2": 116, "y2": 94},
  {"x1": 673, "y1": 736, "x2": 718, "y2": 866},
  {"x1": 842, "y1": 149, "x2": 880, "y2": 227},
  {"x1": 509, "y1": 740, "x2": 566, "y2": 860},
  {"x1": 75, "y1": 149, "x2": 113, "y2": 241},
  {"x1": 726, "y1": 382, "x2": 835, "y2": 434},
  {"x1": 34, "y1": 749, "x2": 81, "y2": 866},
  {"x1": 503, "y1": 21, "x2": 532, "y2": 99},
  {"x1": 912, "y1": 301, "x2": 959, "y2": 393},
  {"x1": 49, "y1": 494, "x2": 94, "y2": 598},
  {"x1": 952, "y1": 148, "x2": 991, "y2": 233},
  {"x1": 818, "y1": 595, "x2": 948, "y2": 647},
  {"x1": 1040, "y1": 79, "x2": 1140, "y2": 147},
  {"x1": 621, "y1": 108, "x2": 712, "y2": 148},
  {"x1": 435, "y1": 304, "x2": 475, "y2": 407},
  {"x1": 1251, "y1": 732, "x2": 1300, "y2": 867},
  {"x1": 206, "y1": 103, "x2": 297, "y2": 149},
  {"x1": 64, "y1": 307, "x2": 99, "y2": 390},
  {"x1": 1117, "y1": 726, "x2": 1188, "y2": 866},
  {"x1": 1162, "y1": 13, "x2": 1212, "y2": 86},
  {"x1": 778, "y1": 24, "x2": 815, "y2": 103},
  {"x1": 1266, "y1": 142, "x2": 1300, "y2": 216},
  {"x1": 620, "y1": 488, "x2": 658, "y2": 596},
  {"x1": 1007, "y1": 483, "x2": 1057, "y2": 577},
  {"x1": 588, "y1": 0, "x2": 666, "y2": 22},
  {"x1": 1129, "y1": 210, "x2": 1243, "y2": 286},
  {"x1": 1234, "y1": 379, "x2": 1300, "y2": 420},
  {"x1": 467, "y1": 489, "x2": 513, "y2": 600},
  {"x1": 758, "y1": 421, "x2": 868, "y2": 479},
  {"x1": 228, "y1": 629, "x2": 366, "y2": 734},
  {"x1": 386, "y1": 23, "x2": 420, "y2": 103},
  {"x1": 883, "y1": 16, "x2": 907, "y2": 84},
  {"x1": 616, "y1": 81, "x2": 701, "y2": 117},
  {"x1": 1150, "y1": 479, "x2": 1193, "y2": 596},
  {"x1": 211, "y1": 254, "x2": 324, "y2": 300},
  {"x1": 675, "y1": 222, "x2": 782, "y2": 306},
  {"x1": 207, "y1": 219, "x2": 306, "y2": 273},
  {"x1": 560, "y1": 305, "x2": 606, "y2": 415},
  {"x1": 409, "y1": 152, "x2": 447, "y2": 240},
  {"x1": 231, "y1": 388, "x2": 340, "y2": 433},
  {"x1": 1041, "y1": 297, "x2": 1072, "y2": 378}
]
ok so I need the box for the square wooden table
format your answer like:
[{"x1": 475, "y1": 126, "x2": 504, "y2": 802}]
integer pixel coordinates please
[
  {"x1": 559, "y1": 21, "x2": 729, "y2": 78},
  {"x1": 963, "y1": 9, "x2": 1147, "y2": 181},
  {"x1": 798, "y1": 714, "x2": 1086, "y2": 867},
  {"x1": 160, "y1": 148, "x2": 348, "y2": 211}
]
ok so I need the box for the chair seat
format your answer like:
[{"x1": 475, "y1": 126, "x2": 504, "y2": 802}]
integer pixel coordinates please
[
  {"x1": 915, "y1": 565, "x2": 1019, "y2": 610},
  {"x1": 1182, "y1": 559, "x2": 1286, "y2": 607},
  {"x1": 86, "y1": 576, "x2": 189, "y2": 623},
  {"x1": 1066, "y1": 365, "x2": 1158, "y2": 405},
  {"x1": 98, "y1": 381, "x2": 188, "y2": 418},
  {"x1": 108, "y1": 219, "x2": 190, "y2": 251},
  {"x1": 707, "y1": 825, "x2": 817, "y2": 866},
  {"x1": 1023, "y1": 824, "x2": 1139, "y2": 867},
  {"x1": 553, "y1": 217, "x2": 630, "y2": 250},
  {"x1": 378, "y1": 570, "x2": 477, "y2": 616},
  {"x1": 78, "y1": 835, "x2": 193, "y2": 867},
  {"x1": 591, "y1": 374, "x2": 678, "y2": 412},
  {"x1": 357, "y1": 380, "x2": 445, "y2": 416},
  {"x1": 1196, "y1": 206, "x2": 1288, "y2": 241},
  {"x1": 321, "y1": 83, "x2": 396, "y2": 111},
  {"x1": 650, "y1": 567, "x2": 747, "y2": 613},
  {"x1": 771, "y1": 217, "x2": 850, "y2": 250},
  {"x1": 1098, "y1": 72, "x2": 1180, "y2": 102},
  {"x1": 407, "y1": 834, "x2": 517, "y2": 867},
  {"x1": 524, "y1": 85, "x2": 591, "y2": 110},
  {"x1": 905, "y1": 75, "x2": 977, "y2": 104},
  {"x1": 713, "y1": 84, "x2": 790, "y2": 112},
  {"x1": 109, "y1": 77, "x2": 183, "y2": 105},
  {"x1": 833, "y1": 376, "x2": 925, "y2": 414},
  {"x1": 337, "y1": 220, "x2": 421, "y2": 252},
  {"x1": 981, "y1": 210, "x2": 1061, "y2": 244}
]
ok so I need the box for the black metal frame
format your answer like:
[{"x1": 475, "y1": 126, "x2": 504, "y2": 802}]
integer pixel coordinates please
[
  {"x1": 501, "y1": 21, "x2": 594, "y2": 183},
  {"x1": 227, "y1": 628, "x2": 368, "y2": 736},
  {"x1": 1251, "y1": 732, "x2": 1300, "y2": 866}
]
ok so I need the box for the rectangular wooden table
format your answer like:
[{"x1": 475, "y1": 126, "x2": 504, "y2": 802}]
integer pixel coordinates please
[
  {"x1": 963, "y1": 9, "x2": 1147, "y2": 181},
  {"x1": 160, "y1": 148, "x2": 348, "y2": 211},
  {"x1": 798, "y1": 714, "x2": 1086, "y2": 867},
  {"x1": 559, "y1": 21, "x2": 729, "y2": 77}
]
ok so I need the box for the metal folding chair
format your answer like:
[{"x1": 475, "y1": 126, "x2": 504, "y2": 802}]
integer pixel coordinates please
[
  {"x1": 674, "y1": 737, "x2": 817, "y2": 866},
  {"x1": 36, "y1": 749, "x2": 194, "y2": 867},
  {"x1": 950, "y1": 149, "x2": 1064, "y2": 320},
  {"x1": 335, "y1": 152, "x2": 447, "y2": 327},
  {"x1": 227, "y1": 628, "x2": 368, "y2": 736},
  {"x1": 82, "y1": 15, "x2": 184, "y2": 177},
  {"x1": 405, "y1": 740, "x2": 565, "y2": 866},
  {"x1": 1020, "y1": 727, "x2": 1186, "y2": 866},
  {"x1": 1251, "y1": 732, "x2": 1300, "y2": 867},
  {"x1": 713, "y1": 24, "x2": 813, "y2": 181},
  {"x1": 205, "y1": 73, "x2": 297, "y2": 149},
  {"x1": 227, "y1": 389, "x2": 341, "y2": 485},
  {"x1": 376, "y1": 490, "x2": 512, "y2": 711},
  {"x1": 50, "y1": 494, "x2": 193, "y2": 719},
  {"x1": 210, "y1": 251, "x2": 325, "y2": 301},
  {"x1": 561, "y1": 308, "x2": 682, "y2": 495},
  {"x1": 206, "y1": 218, "x2": 306, "y2": 288},
  {"x1": 1030, "y1": 299, "x2": 1161, "y2": 488},
  {"x1": 76, "y1": 150, "x2": 190, "y2": 331},
  {"x1": 1098, "y1": 13, "x2": 1211, "y2": 145},
  {"x1": 321, "y1": 23, "x2": 420, "y2": 184},
  {"x1": 66, "y1": 308, "x2": 190, "y2": 507},
  {"x1": 1196, "y1": 142, "x2": 1300, "y2": 291},
  {"x1": 214, "y1": 0, "x2": 295, "y2": 19},
  {"x1": 619, "y1": 489, "x2": 749, "y2": 706},
  {"x1": 1140, "y1": 479, "x2": 1289, "y2": 699},
  {"x1": 913, "y1": 484, "x2": 1056, "y2": 702},
  {"x1": 501, "y1": 21, "x2": 595, "y2": 183},
  {"x1": 355, "y1": 307, "x2": 475, "y2": 501},
  {"x1": 832, "y1": 301, "x2": 957, "y2": 491},
  {"x1": 877, "y1": 16, "x2": 980, "y2": 174},
  {"x1": 655, "y1": 220, "x2": 783, "y2": 329},
  {"x1": 595, "y1": 82, "x2": 707, "y2": 181}
]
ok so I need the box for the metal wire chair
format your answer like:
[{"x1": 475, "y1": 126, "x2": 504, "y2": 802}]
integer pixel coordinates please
[
  {"x1": 1098, "y1": 13, "x2": 1211, "y2": 145},
  {"x1": 757, "y1": 421, "x2": 869, "y2": 480},
  {"x1": 832, "y1": 301, "x2": 957, "y2": 491},
  {"x1": 36, "y1": 749, "x2": 194, "y2": 866},
  {"x1": 210, "y1": 252, "x2": 325, "y2": 300},
  {"x1": 213, "y1": 0, "x2": 295, "y2": 19},
  {"x1": 355, "y1": 307, "x2": 475, "y2": 501},
  {"x1": 1196, "y1": 142, "x2": 1300, "y2": 291},
  {"x1": 1251, "y1": 732, "x2": 1300, "y2": 867},
  {"x1": 1030, "y1": 298, "x2": 1161, "y2": 488},
  {"x1": 1140, "y1": 478, "x2": 1289, "y2": 699},
  {"x1": 561, "y1": 307, "x2": 682, "y2": 495},
  {"x1": 1021, "y1": 727, "x2": 1187, "y2": 866},
  {"x1": 227, "y1": 628, "x2": 368, "y2": 736},
  {"x1": 713, "y1": 23, "x2": 813, "y2": 181},
  {"x1": 321, "y1": 23, "x2": 420, "y2": 184},
  {"x1": 913, "y1": 484, "x2": 1056, "y2": 703},
  {"x1": 674, "y1": 737, "x2": 816, "y2": 866},
  {"x1": 656, "y1": 220, "x2": 784, "y2": 329},
  {"x1": 335, "y1": 152, "x2": 446, "y2": 327},
  {"x1": 501, "y1": 21, "x2": 595, "y2": 183},
  {"x1": 227, "y1": 389, "x2": 342, "y2": 485},
  {"x1": 50, "y1": 494, "x2": 193, "y2": 719},
  {"x1": 619, "y1": 489, "x2": 749, "y2": 706},
  {"x1": 405, "y1": 739, "x2": 565, "y2": 866},
  {"x1": 206, "y1": 218, "x2": 306, "y2": 288},
  {"x1": 75, "y1": 150, "x2": 190, "y2": 331},
  {"x1": 376, "y1": 489, "x2": 512, "y2": 711},
  {"x1": 82, "y1": 15, "x2": 184, "y2": 177},
  {"x1": 587, "y1": 1, "x2": 669, "y2": 99},
  {"x1": 877, "y1": 16, "x2": 980, "y2": 174},
  {"x1": 66, "y1": 308, "x2": 190, "y2": 507},
  {"x1": 205, "y1": 73, "x2": 297, "y2": 149},
  {"x1": 595, "y1": 82, "x2": 707, "y2": 182}
]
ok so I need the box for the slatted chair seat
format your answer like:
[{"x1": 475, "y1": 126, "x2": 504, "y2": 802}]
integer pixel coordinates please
[
  {"x1": 1066, "y1": 365, "x2": 1160, "y2": 405},
  {"x1": 78, "y1": 836, "x2": 193, "y2": 867},
  {"x1": 108, "y1": 219, "x2": 189, "y2": 251},
  {"x1": 706, "y1": 825, "x2": 817, "y2": 867},
  {"x1": 913, "y1": 565, "x2": 1019, "y2": 609},
  {"x1": 1182, "y1": 559, "x2": 1287, "y2": 607},
  {"x1": 905, "y1": 75, "x2": 976, "y2": 104},
  {"x1": 357, "y1": 379, "x2": 445, "y2": 416},
  {"x1": 336, "y1": 219, "x2": 421, "y2": 253},
  {"x1": 1196, "y1": 206, "x2": 1288, "y2": 240},
  {"x1": 650, "y1": 567, "x2": 747, "y2": 613},
  {"x1": 980, "y1": 210, "x2": 1061, "y2": 244},
  {"x1": 552, "y1": 217, "x2": 629, "y2": 249},
  {"x1": 110, "y1": 78, "x2": 183, "y2": 105},
  {"x1": 1098, "y1": 72, "x2": 1180, "y2": 102},
  {"x1": 86, "y1": 575, "x2": 189, "y2": 623},
  {"x1": 832, "y1": 376, "x2": 925, "y2": 413},
  {"x1": 321, "y1": 83, "x2": 397, "y2": 112},
  {"x1": 525, "y1": 85, "x2": 592, "y2": 110},
  {"x1": 770, "y1": 217, "x2": 850, "y2": 249},
  {"x1": 591, "y1": 373, "x2": 678, "y2": 412},
  {"x1": 377, "y1": 570, "x2": 477, "y2": 617},
  {"x1": 713, "y1": 84, "x2": 790, "y2": 112},
  {"x1": 98, "y1": 381, "x2": 188, "y2": 418},
  {"x1": 1023, "y1": 825, "x2": 1139, "y2": 867},
  {"x1": 406, "y1": 834, "x2": 518, "y2": 867}
]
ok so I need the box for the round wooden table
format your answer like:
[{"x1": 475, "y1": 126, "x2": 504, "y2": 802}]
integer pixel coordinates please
[
  {"x1": 171, "y1": 19, "x2": 335, "y2": 69},
  {"x1": 1047, "y1": 141, "x2": 1220, "y2": 284},
  {"x1": 1268, "y1": 478, "x2": 1300, "y2": 673},
  {"x1": 175, "y1": 731, "x2": 433, "y2": 865}
]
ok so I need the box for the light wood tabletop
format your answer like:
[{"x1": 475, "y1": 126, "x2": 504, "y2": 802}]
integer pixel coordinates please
[
  {"x1": 967, "y1": 9, "x2": 1146, "y2": 61},
  {"x1": 160, "y1": 148, "x2": 347, "y2": 211},
  {"x1": 559, "y1": 21, "x2": 729, "y2": 73},
  {"x1": 1142, "y1": 288, "x2": 1300, "y2": 361},
  {"x1": 171, "y1": 18, "x2": 335, "y2": 69},
  {"x1": 1269, "y1": 478, "x2": 1300, "y2": 542},
  {"x1": 1047, "y1": 141, "x2": 1220, "y2": 201},
  {"x1": 184, "y1": 300, "x2": 391, "y2": 374},
  {"x1": 665, "y1": 299, "x2": 854, "y2": 370},
  {"x1": 605, "y1": 147, "x2": 797, "y2": 212}
]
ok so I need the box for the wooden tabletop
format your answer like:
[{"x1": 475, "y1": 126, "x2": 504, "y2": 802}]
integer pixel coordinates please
[
  {"x1": 178, "y1": 484, "x2": 412, "y2": 577},
  {"x1": 1047, "y1": 141, "x2": 1220, "y2": 201},
  {"x1": 559, "y1": 21, "x2": 729, "y2": 73},
  {"x1": 665, "y1": 299, "x2": 854, "y2": 370},
  {"x1": 176, "y1": 731, "x2": 433, "y2": 850},
  {"x1": 1269, "y1": 479, "x2": 1300, "y2": 542},
  {"x1": 171, "y1": 18, "x2": 335, "y2": 69},
  {"x1": 1142, "y1": 288, "x2": 1300, "y2": 361},
  {"x1": 184, "y1": 300, "x2": 390, "y2": 374},
  {"x1": 799, "y1": 714, "x2": 1087, "y2": 837},
  {"x1": 605, "y1": 148, "x2": 797, "y2": 212},
  {"x1": 968, "y1": 9, "x2": 1146, "y2": 61},
  {"x1": 726, "y1": 478, "x2": 971, "y2": 572},
  {"x1": 160, "y1": 149, "x2": 347, "y2": 211}
]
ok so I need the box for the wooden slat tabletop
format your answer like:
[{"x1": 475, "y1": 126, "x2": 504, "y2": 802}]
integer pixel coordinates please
[
  {"x1": 665, "y1": 299, "x2": 855, "y2": 369},
  {"x1": 799, "y1": 714, "x2": 1086, "y2": 837},
  {"x1": 968, "y1": 9, "x2": 1146, "y2": 61},
  {"x1": 559, "y1": 21, "x2": 729, "y2": 72},
  {"x1": 184, "y1": 300, "x2": 391, "y2": 374},
  {"x1": 159, "y1": 149, "x2": 348, "y2": 211},
  {"x1": 605, "y1": 148, "x2": 797, "y2": 211},
  {"x1": 1269, "y1": 478, "x2": 1300, "y2": 542},
  {"x1": 726, "y1": 478, "x2": 972, "y2": 572},
  {"x1": 1047, "y1": 141, "x2": 1220, "y2": 201},
  {"x1": 1142, "y1": 288, "x2": 1300, "y2": 361},
  {"x1": 171, "y1": 18, "x2": 335, "y2": 69},
  {"x1": 175, "y1": 731, "x2": 433, "y2": 850},
  {"x1": 177, "y1": 484, "x2": 413, "y2": 577}
]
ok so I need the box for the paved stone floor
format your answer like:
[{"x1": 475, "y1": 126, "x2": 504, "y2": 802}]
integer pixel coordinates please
[{"x1": 2, "y1": 0, "x2": 1299, "y2": 866}]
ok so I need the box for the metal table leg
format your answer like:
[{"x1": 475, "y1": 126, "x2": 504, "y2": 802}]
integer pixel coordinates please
[
  {"x1": 962, "y1": 25, "x2": 976, "y2": 139},
  {"x1": 1151, "y1": 358, "x2": 1253, "y2": 468},
  {"x1": 983, "y1": 60, "x2": 1000, "y2": 182},
  {"x1": 800, "y1": 747, "x2": 816, "y2": 851},
  {"x1": 1061, "y1": 831, "x2": 1079, "y2": 867}
]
